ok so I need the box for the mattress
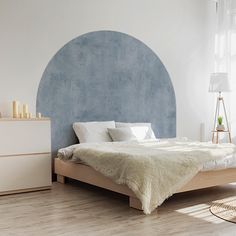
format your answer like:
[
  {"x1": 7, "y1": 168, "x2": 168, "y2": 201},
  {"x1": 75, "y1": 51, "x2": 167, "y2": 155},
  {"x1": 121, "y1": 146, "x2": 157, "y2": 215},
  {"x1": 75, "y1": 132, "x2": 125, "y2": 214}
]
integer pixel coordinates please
[
  {"x1": 71, "y1": 157, "x2": 236, "y2": 171},
  {"x1": 58, "y1": 140, "x2": 236, "y2": 172},
  {"x1": 66, "y1": 153, "x2": 236, "y2": 172}
]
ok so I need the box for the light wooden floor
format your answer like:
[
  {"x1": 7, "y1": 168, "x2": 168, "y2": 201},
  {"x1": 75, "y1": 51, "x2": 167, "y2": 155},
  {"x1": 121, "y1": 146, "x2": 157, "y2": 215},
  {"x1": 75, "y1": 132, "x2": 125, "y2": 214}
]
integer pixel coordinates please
[{"x1": 1, "y1": 181, "x2": 236, "y2": 236}]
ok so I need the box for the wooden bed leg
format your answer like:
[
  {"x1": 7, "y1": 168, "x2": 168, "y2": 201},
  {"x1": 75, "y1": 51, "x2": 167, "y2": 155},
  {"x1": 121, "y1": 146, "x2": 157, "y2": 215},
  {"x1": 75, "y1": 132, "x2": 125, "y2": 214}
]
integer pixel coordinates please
[
  {"x1": 129, "y1": 197, "x2": 142, "y2": 211},
  {"x1": 57, "y1": 174, "x2": 66, "y2": 184}
]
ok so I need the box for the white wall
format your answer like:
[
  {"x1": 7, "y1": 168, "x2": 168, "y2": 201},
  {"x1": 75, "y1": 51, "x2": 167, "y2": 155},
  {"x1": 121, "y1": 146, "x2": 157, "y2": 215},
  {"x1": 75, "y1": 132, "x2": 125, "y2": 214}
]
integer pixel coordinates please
[{"x1": 0, "y1": 0, "x2": 216, "y2": 140}]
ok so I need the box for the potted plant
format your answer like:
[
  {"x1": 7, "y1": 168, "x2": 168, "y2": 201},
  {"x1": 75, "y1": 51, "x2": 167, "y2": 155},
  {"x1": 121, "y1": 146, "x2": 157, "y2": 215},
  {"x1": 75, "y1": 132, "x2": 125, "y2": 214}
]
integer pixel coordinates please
[{"x1": 217, "y1": 116, "x2": 225, "y2": 131}]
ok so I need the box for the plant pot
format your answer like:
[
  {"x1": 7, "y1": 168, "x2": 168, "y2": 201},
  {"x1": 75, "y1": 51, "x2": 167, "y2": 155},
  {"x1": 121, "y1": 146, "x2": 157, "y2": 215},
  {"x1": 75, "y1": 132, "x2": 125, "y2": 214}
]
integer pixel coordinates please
[{"x1": 216, "y1": 124, "x2": 225, "y2": 131}]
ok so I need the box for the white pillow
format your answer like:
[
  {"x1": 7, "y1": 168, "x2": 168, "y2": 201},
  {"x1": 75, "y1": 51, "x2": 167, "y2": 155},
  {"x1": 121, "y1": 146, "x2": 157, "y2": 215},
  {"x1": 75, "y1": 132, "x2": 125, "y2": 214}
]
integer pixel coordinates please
[
  {"x1": 115, "y1": 122, "x2": 156, "y2": 139},
  {"x1": 108, "y1": 126, "x2": 152, "y2": 141},
  {"x1": 73, "y1": 121, "x2": 115, "y2": 143}
]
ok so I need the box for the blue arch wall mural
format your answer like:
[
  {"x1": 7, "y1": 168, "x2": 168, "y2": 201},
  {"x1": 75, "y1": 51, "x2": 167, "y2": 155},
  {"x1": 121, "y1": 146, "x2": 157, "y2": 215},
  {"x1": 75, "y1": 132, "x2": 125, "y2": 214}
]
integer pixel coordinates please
[{"x1": 37, "y1": 31, "x2": 176, "y2": 155}]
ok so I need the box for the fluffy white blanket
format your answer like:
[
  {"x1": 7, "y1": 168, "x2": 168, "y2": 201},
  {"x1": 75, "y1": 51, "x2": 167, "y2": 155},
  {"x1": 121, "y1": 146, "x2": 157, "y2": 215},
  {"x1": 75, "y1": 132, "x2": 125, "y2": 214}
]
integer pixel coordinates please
[{"x1": 71, "y1": 139, "x2": 236, "y2": 214}]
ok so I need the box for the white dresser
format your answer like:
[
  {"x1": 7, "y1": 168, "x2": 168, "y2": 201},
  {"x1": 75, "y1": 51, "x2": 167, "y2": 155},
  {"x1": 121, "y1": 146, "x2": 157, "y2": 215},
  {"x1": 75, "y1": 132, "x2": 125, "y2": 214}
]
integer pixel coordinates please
[{"x1": 0, "y1": 118, "x2": 52, "y2": 195}]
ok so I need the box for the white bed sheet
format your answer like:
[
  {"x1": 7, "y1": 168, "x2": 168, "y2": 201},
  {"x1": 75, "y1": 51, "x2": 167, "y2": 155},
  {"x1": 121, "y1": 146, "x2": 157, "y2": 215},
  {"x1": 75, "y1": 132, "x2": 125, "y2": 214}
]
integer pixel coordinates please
[{"x1": 202, "y1": 153, "x2": 236, "y2": 171}]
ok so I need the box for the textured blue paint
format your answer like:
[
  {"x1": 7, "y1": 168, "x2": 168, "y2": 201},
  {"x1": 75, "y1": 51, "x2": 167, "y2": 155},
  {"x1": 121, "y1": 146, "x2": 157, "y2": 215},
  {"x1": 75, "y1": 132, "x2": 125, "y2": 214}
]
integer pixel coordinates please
[{"x1": 37, "y1": 31, "x2": 176, "y2": 155}]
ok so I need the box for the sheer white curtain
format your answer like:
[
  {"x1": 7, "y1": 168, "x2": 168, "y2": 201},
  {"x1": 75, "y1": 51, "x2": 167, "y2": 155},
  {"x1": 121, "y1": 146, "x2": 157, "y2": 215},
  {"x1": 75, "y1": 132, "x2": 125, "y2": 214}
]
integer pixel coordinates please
[{"x1": 215, "y1": 0, "x2": 236, "y2": 143}]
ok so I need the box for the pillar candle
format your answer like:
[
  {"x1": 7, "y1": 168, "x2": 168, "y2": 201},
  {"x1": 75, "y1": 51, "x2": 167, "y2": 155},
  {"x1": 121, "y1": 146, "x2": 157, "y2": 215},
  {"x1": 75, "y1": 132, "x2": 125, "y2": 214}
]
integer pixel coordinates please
[
  {"x1": 13, "y1": 101, "x2": 19, "y2": 118},
  {"x1": 23, "y1": 104, "x2": 29, "y2": 118}
]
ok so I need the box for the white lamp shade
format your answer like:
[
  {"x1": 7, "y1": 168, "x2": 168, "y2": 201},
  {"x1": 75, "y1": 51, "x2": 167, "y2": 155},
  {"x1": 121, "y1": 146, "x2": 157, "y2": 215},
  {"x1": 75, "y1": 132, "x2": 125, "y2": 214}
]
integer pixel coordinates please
[{"x1": 209, "y1": 73, "x2": 230, "y2": 92}]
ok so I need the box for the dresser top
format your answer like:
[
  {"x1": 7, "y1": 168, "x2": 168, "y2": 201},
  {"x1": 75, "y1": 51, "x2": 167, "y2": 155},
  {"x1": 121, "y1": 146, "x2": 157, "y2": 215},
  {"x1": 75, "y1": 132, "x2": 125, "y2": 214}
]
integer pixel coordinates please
[{"x1": 0, "y1": 118, "x2": 50, "y2": 121}]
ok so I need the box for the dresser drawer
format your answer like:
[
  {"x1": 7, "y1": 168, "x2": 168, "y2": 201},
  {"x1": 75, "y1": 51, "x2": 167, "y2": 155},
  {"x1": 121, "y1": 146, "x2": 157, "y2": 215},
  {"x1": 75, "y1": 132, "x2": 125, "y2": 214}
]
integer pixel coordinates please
[
  {"x1": 0, "y1": 153, "x2": 52, "y2": 193},
  {"x1": 0, "y1": 120, "x2": 51, "y2": 156}
]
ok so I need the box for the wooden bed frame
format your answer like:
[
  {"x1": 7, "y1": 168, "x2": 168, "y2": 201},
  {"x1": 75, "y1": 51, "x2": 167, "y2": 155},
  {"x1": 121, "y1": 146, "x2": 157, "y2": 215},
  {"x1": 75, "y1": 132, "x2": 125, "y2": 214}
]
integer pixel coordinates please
[{"x1": 54, "y1": 158, "x2": 236, "y2": 211}]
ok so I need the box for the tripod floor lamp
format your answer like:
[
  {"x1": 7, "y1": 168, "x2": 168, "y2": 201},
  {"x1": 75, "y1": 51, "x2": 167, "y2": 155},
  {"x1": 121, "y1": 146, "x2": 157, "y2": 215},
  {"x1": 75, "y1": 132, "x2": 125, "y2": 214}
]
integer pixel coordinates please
[{"x1": 209, "y1": 72, "x2": 231, "y2": 143}]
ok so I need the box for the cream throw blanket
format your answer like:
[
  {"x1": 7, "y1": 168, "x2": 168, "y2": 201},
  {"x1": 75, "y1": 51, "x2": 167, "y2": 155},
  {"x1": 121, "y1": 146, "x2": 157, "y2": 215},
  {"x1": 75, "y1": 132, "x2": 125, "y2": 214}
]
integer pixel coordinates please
[{"x1": 71, "y1": 140, "x2": 236, "y2": 214}]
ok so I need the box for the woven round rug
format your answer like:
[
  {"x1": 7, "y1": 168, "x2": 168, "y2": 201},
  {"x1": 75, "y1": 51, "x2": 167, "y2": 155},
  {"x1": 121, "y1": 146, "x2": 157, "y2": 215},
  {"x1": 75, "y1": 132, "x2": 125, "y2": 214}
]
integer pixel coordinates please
[{"x1": 210, "y1": 197, "x2": 236, "y2": 223}]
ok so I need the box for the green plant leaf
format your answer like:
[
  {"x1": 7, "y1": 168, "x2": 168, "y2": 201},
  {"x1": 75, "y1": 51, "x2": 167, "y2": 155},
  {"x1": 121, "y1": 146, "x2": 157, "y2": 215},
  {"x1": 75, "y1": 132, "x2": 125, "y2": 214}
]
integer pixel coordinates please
[{"x1": 217, "y1": 116, "x2": 223, "y2": 125}]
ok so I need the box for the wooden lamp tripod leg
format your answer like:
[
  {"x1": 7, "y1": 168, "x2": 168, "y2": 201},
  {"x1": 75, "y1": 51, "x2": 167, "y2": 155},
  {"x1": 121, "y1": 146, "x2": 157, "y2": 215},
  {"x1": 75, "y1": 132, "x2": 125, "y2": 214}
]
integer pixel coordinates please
[
  {"x1": 222, "y1": 97, "x2": 232, "y2": 143},
  {"x1": 212, "y1": 97, "x2": 220, "y2": 143}
]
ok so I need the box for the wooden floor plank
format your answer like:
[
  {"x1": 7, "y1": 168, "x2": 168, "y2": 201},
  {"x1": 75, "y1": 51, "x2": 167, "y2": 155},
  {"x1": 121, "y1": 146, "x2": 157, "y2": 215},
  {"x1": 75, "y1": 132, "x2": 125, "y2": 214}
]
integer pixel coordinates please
[{"x1": 1, "y1": 181, "x2": 236, "y2": 235}]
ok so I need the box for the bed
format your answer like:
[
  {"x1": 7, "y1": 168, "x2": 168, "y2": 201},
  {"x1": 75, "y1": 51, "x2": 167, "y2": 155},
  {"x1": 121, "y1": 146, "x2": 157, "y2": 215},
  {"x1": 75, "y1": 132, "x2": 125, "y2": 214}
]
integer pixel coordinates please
[{"x1": 54, "y1": 138, "x2": 236, "y2": 214}]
